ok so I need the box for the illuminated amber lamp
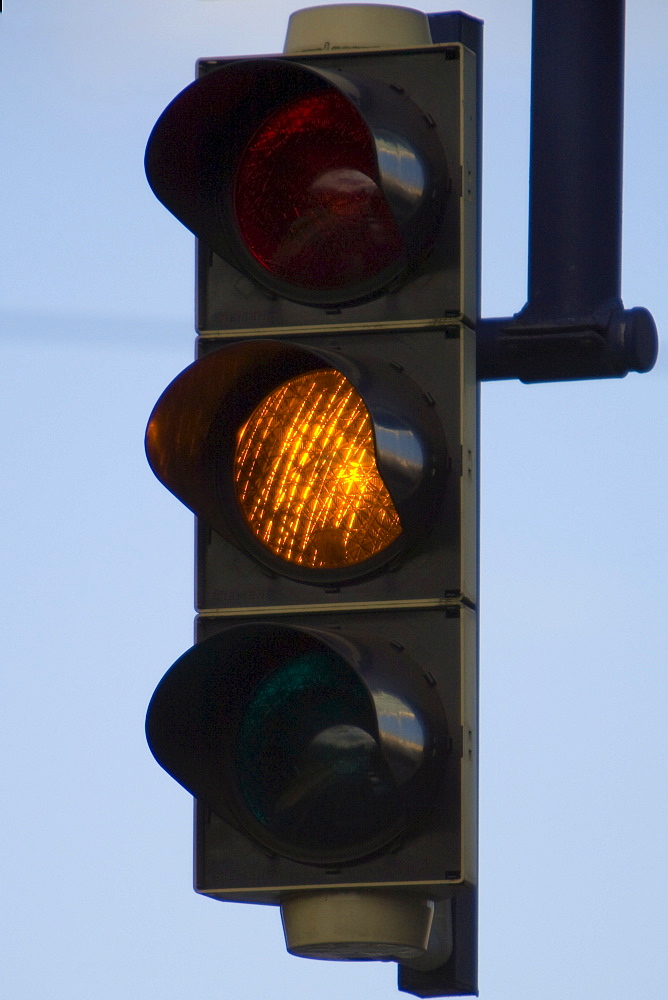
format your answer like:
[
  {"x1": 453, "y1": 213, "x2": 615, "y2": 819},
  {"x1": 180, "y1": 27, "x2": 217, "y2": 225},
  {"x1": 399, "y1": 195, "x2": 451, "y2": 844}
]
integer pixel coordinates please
[{"x1": 234, "y1": 368, "x2": 402, "y2": 570}]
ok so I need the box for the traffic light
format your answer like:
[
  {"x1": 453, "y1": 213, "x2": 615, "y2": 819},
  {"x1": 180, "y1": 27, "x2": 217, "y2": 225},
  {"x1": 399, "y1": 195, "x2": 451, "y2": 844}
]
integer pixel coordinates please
[{"x1": 145, "y1": 6, "x2": 479, "y2": 997}]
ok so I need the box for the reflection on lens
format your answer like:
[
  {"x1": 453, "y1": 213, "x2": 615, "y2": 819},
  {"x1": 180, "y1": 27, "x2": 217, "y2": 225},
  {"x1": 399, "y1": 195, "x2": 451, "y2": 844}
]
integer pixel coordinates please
[
  {"x1": 234, "y1": 368, "x2": 402, "y2": 569},
  {"x1": 235, "y1": 649, "x2": 398, "y2": 859},
  {"x1": 234, "y1": 89, "x2": 404, "y2": 290}
]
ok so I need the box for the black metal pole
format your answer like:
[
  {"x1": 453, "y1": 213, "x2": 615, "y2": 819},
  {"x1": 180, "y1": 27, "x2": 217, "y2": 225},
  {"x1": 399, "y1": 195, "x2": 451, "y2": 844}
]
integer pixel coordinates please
[
  {"x1": 526, "y1": 0, "x2": 624, "y2": 318},
  {"x1": 477, "y1": 0, "x2": 658, "y2": 382}
]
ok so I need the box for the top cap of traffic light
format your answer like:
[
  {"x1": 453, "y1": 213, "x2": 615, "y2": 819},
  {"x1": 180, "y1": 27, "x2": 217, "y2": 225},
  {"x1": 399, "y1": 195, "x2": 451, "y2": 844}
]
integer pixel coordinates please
[{"x1": 145, "y1": 57, "x2": 448, "y2": 309}]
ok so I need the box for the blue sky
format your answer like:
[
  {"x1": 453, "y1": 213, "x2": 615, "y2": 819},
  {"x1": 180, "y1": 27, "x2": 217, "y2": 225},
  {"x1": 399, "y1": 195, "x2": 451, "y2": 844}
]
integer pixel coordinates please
[{"x1": 1, "y1": 2, "x2": 666, "y2": 999}]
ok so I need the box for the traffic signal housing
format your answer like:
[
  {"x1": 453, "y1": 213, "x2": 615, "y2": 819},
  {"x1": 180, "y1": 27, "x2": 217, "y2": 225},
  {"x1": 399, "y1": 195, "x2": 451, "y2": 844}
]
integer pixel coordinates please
[{"x1": 145, "y1": 7, "x2": 479, "y2": 997}]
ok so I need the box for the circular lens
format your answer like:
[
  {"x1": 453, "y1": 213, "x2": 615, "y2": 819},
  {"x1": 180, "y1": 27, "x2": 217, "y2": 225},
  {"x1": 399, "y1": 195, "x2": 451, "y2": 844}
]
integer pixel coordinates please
[
  {"x1": 233, "y1": 368, "x2": 402, "y2": 570},
  {"x1": 235, "y1": 648, "x2": 401, "y2": 860},
  {"x1": 234, "y1": 89, "x2": 404, "y2": 291}
]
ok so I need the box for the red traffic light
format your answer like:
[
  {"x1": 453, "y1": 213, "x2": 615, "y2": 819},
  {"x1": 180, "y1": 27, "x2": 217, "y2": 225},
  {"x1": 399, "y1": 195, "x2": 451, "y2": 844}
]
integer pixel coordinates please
[
  {"x1": 234, "y1": 88, "x2": 405, "y2": 291},
  {"x1": 145, "y1": 59, "x2": 448, "y2": 307}
]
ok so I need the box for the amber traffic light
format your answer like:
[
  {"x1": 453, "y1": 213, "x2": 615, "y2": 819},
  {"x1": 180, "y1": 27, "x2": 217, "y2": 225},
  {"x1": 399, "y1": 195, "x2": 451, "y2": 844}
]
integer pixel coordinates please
[
  {"x1": 144, "y1": 335, "x2": 461, "y2": 590},
  {"x1": 233, "y1": 368, "x2": 402, "y2": 570}
]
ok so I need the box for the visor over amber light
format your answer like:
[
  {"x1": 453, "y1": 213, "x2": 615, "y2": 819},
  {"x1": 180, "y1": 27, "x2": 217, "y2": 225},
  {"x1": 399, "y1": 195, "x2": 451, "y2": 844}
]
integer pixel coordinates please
[
  {"x1": 144, "y1": 59, "x2": 448, "y2": 307},
  {"x1": 145, "y1": 340, "x2": 446, "y2": 584}
]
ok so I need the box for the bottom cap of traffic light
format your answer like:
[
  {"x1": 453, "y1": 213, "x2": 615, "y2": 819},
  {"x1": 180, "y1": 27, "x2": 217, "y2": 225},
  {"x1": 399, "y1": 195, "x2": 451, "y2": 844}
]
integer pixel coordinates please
[{"x1": 280, "y1": 888, "x2": 455, "y2": 968}]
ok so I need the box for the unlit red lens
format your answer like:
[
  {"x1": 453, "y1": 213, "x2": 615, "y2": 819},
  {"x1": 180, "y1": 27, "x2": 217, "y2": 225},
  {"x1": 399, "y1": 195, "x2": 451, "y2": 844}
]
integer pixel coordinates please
[
  {"x1": 234, "y1": 90, "x2": 404, "y2": 291},
  {"x1": 234, "y1": 369, "x2": 402, "y2": 569}
]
